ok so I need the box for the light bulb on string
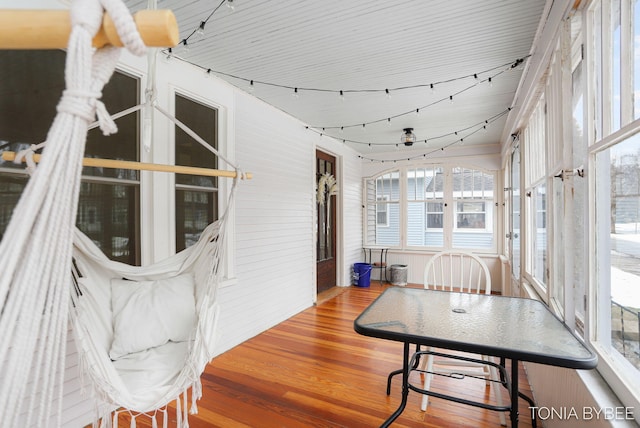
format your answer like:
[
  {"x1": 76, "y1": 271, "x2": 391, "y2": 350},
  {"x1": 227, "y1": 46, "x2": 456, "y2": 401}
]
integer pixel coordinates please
[
  {"x1": 415, "y1": 108, "x2": 420, "y2": 116},
  {"x1": 248, "y1": 80, "x2": 255, "y2": 92},
  {"x1": 449, "y1": 95, "x2": 454, "y2": 103},
  {"x1": 387, "y1": 118, "x2": 391, "y2": 126},
  {"x1": 430, "y1": 83, "x2": 435, "y2": 94},
  {"x1": 204, "y1": 68, "x2": 211, "y2": 78},
  {"x1": 488, "y1": 77, "x2": 493, "y2": 87},
  {"x1": 196, "y1": 21, "x2": 206, "y2": 38},
  {"x1": 226, "y1": 0, "x2": 235, "y2": 11},
  {"x1": 339, "y1": 90, "x2": 345, "y2": 102},
  {"x1": 385, "y1": 88, "x2": 391, "y2": 99},
  {"x1": 163, "y1": 48, "x2": 172, "y2": 62},
  {"x1": 181, "y1": 39, "x2": 189, "y2": 53},
  {"x1": 362, "y1": 123, "x2": 366, "y2": 132},
  {"x1": 474, "y1": 73, "x2": 478, "y2": 80},
  {"x1": 339, "y1": 126, "x2": 344, "y2": 133},
  {"x1": 292, "y1": 87, "x2": 299, "y2": 98}
]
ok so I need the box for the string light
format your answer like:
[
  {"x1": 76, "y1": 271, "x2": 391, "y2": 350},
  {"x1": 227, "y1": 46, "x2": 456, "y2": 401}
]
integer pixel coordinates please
[
  {"x1": 354, "y1": 108, "x2": 514, "y2": 163},
  {"x1": 227, "y1": 0, "x2": 235, "y2": 11},
  {"x1": 307, "y1": 65, "x2": 517, "y2": 131},
  {"x1": 292, "y1": 87, "x2": 299, "y2": 98},
  {"x1": 308, "y1": 107, "x2": 512, "y2": 151},
  {"x1": 176, "y1": 0, "x2": 230, "y2": 50},
  {"x1": 249, "y1": 79, "x2": 255, "y2": 92},
  {"x1": 177, "y1": 55, "x2": 529, "y2": 99},
  {"x1": 339, "y1": 90, "x2": 345, "y2": 101},
  {"x1": 196, "y1": 21, "x2": 206, "y2": 37}
]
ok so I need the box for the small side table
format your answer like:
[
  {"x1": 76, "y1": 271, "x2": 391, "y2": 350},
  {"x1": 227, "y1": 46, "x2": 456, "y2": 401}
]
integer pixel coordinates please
[{"x1": 362, "y1": 247, "x2": 388, "y2": 285}]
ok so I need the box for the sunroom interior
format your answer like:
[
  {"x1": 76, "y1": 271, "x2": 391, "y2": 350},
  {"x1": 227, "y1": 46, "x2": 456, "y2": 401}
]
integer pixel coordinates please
[{"x1": 1, "y1": 0, "x2": 640, "y2": 426}]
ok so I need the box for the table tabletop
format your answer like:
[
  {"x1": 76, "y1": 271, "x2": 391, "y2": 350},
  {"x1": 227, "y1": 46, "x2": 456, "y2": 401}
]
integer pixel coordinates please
[{"x1": 354, "y1": 287, "x2": 597, "y2": 369}]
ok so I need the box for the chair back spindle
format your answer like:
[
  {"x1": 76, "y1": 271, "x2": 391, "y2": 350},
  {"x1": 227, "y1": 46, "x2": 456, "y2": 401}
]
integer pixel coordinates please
[{"x1": 424, "y1": 250, "x2": 491, "y2": 294}]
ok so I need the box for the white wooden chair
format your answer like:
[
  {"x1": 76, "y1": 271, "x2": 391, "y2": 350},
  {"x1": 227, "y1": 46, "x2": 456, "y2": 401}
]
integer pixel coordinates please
[{"x1": 419, "y1": 250, "x2": 506, "y2": 425}]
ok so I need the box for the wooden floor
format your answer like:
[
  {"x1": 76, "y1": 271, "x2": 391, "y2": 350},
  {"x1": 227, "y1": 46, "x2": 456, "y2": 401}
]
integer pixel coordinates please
[{"x1": 122, "y1": 284, "x2": 535, "y2": 427}]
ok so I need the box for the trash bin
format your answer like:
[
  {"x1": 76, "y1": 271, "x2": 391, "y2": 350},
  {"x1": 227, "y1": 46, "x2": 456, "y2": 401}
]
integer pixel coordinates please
[
  {"x1": 390, "y1": 264, "x2": 408, "y2": 286},
  {"x1": 352, "y1": 262, "x2": 372, "y2": 287}
]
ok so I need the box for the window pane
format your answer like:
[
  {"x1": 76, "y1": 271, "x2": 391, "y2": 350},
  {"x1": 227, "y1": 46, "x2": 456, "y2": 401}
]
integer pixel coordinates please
[
  {"x1": 457, "y1": 202, "x2": 485, "y2": 229},
  {"x1": 635, "y1": 0, "x2": 640, "y2": 120},
  {"x1": 376, "y1": 196, "x2": 389, "y2": 227},
  {"x1": 511, "y1": 147, "x2": 521, "y2": 279},
  {"x1": 596, "y1": 134, "x2": 640, "y2": 372},
  {"x1": 407, "y1": 201, "x2": 443, "y2": 247},
  {"x1": 612, "y1": 0, "x2": 622, "y2": 132},
  {"x1": 594, "y1": 2, "x2": 603, "y2": 141},
  {"x1": 175, "y1": 94, "x2": 218, "y2": 188},
  {"x1": 366, "y1": 171, "x2": 400, "y2": 246},
  {"x1": 533, "y1": 183, "x2": 547, "y2": 287},
  {"x1": 573, "y1": 57, "x2": 587, "y2": 328},
  {"x1": 0, "y1": 50, "x2": 140, "y2": 264},
  {"x1": 407, "y1": 167, "x2": 444, "y2": 247},
  {"x1": 176, "y1": 189, "x2": 217, "y2": 252},
  {"x1": 175, "y1": 94, "x2": 218, "y2": 250},
  {"x1": 0, "y1": 174, "x2": 28, "y2": 239},
  {"x1": 452, "y1": 167, "x2": 494, "y2": 249},
  {"x1": 77, "y1": 182, "x2": 138, "y2": 264},
  {"x1": 552, "y1": 176, "x2": 564, "y2": 313},
  {"x1": 84, "y1": 71, "x2": 139, "y2": 180}
]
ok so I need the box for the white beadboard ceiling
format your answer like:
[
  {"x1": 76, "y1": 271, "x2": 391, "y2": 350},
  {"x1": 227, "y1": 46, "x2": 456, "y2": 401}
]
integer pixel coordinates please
[{"x1": 125, "y1": 0, "x2": 549, "y2": 155}]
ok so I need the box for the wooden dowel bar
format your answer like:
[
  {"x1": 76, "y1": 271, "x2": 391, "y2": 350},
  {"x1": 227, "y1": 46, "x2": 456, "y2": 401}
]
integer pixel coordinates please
[
  {"x1": 1, "y1": 151, "x2": 252, "y2": 180},
  {"x1": 0, "y1": 9, "x2": 179, "y2": 49}
]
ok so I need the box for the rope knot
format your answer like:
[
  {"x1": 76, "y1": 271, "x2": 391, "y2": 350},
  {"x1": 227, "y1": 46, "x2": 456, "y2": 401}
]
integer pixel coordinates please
[
  {"x1": 14, "y1": 143, "x2": 45, "y2": 174},
  {"x1": 57, "y1": 89, "x2": 102, "y2": 122},
  {"x1": 56, "y1": 89, "x2": 117, "y2": 134}
]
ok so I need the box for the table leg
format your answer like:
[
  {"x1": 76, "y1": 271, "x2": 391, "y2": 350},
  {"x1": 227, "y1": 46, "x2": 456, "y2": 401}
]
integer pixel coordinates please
[
  {"x1": 510, "y1": 359, "x2": 519, "y2": 427},
  {"x1": 381, "y1": 342, "x2": 410, "y2": 427}
]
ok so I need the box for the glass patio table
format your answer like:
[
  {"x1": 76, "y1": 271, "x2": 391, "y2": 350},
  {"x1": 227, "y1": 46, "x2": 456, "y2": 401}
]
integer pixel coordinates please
[{"x1": 353, "y1": 287, "x2": 598, "y2": 427}]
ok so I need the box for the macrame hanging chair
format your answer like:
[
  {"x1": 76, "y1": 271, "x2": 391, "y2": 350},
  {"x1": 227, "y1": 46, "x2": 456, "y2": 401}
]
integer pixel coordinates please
[
  {"x1": 0, "y1": 1, "x2": 245, "y2": 426},
  {"x1": 70, "y1": 192, "x2": 234, "y2": 426}
]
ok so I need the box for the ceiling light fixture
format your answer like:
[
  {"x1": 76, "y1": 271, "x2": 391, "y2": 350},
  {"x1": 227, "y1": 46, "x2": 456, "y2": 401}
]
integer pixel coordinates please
[{"x1": 402, "y1": 128, "x2": 416, "y2": 146}]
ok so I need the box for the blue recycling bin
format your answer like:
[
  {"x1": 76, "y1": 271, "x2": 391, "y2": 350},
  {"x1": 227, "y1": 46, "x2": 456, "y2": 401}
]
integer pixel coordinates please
[{"x1": 353, "y1": 262, "x2": 372, "y2": 287}]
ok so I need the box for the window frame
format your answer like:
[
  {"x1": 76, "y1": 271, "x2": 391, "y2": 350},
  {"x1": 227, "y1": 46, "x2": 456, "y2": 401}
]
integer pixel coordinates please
[{"x1": 364, "y1": 163, "x2": 498, "y2": 253}]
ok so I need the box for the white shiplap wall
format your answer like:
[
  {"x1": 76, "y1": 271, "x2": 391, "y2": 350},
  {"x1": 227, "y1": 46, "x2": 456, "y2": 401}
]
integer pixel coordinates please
[{"x1": 215, "y1": 90, "x2": 363, "y2": 353}]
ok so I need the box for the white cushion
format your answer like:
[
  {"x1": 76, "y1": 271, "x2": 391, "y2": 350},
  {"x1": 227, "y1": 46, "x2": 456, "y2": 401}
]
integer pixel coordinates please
[{"x1": 109, "y1": 274, "x2": 196, "y2": 360}]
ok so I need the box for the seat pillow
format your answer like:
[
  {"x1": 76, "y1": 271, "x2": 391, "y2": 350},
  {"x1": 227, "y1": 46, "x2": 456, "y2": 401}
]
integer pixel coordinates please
[{"x1": 110, "y1": 273, "x2": 196, "y2": 360}]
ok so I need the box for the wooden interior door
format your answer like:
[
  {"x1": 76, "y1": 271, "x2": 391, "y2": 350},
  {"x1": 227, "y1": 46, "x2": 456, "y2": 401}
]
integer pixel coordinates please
[{"x1": 316, "y1": 150, "x2": 337, "y2": 294}]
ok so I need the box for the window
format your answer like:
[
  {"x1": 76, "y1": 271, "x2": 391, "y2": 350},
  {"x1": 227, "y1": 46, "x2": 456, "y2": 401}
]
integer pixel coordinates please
[
  {"x1": 365, "y1": 171, "x2": 400, "y2": 246},
  {"x1": 407, "y1": 166, "x2": 444, "y2": 247},
  {"x1": 587, "y1": 0, "x2": 640, "y2": 412},
  {"x1": 0, "y1": 50, "x2": 140, "y2": 264},
  {"x1": 366, "y1": 165, "x2": 497, "y2": 251},
  {"x1": 174, "y1": 93, "x2": 218, "y2": 252},
  {"x1": 523, "y1": 96, "x2": 547, "y2": 292},
  {"x1": 451, "y1": 167, "x2": 494, "y2": 249},
  {"x1": 593, "y1": 133, "x2": 640, "y2": 398}
]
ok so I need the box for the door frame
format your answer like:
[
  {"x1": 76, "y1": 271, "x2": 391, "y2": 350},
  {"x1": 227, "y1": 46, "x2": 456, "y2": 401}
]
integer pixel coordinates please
[{"x1": 314, "y1": 148, "x2": 343, "y2": 298}]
